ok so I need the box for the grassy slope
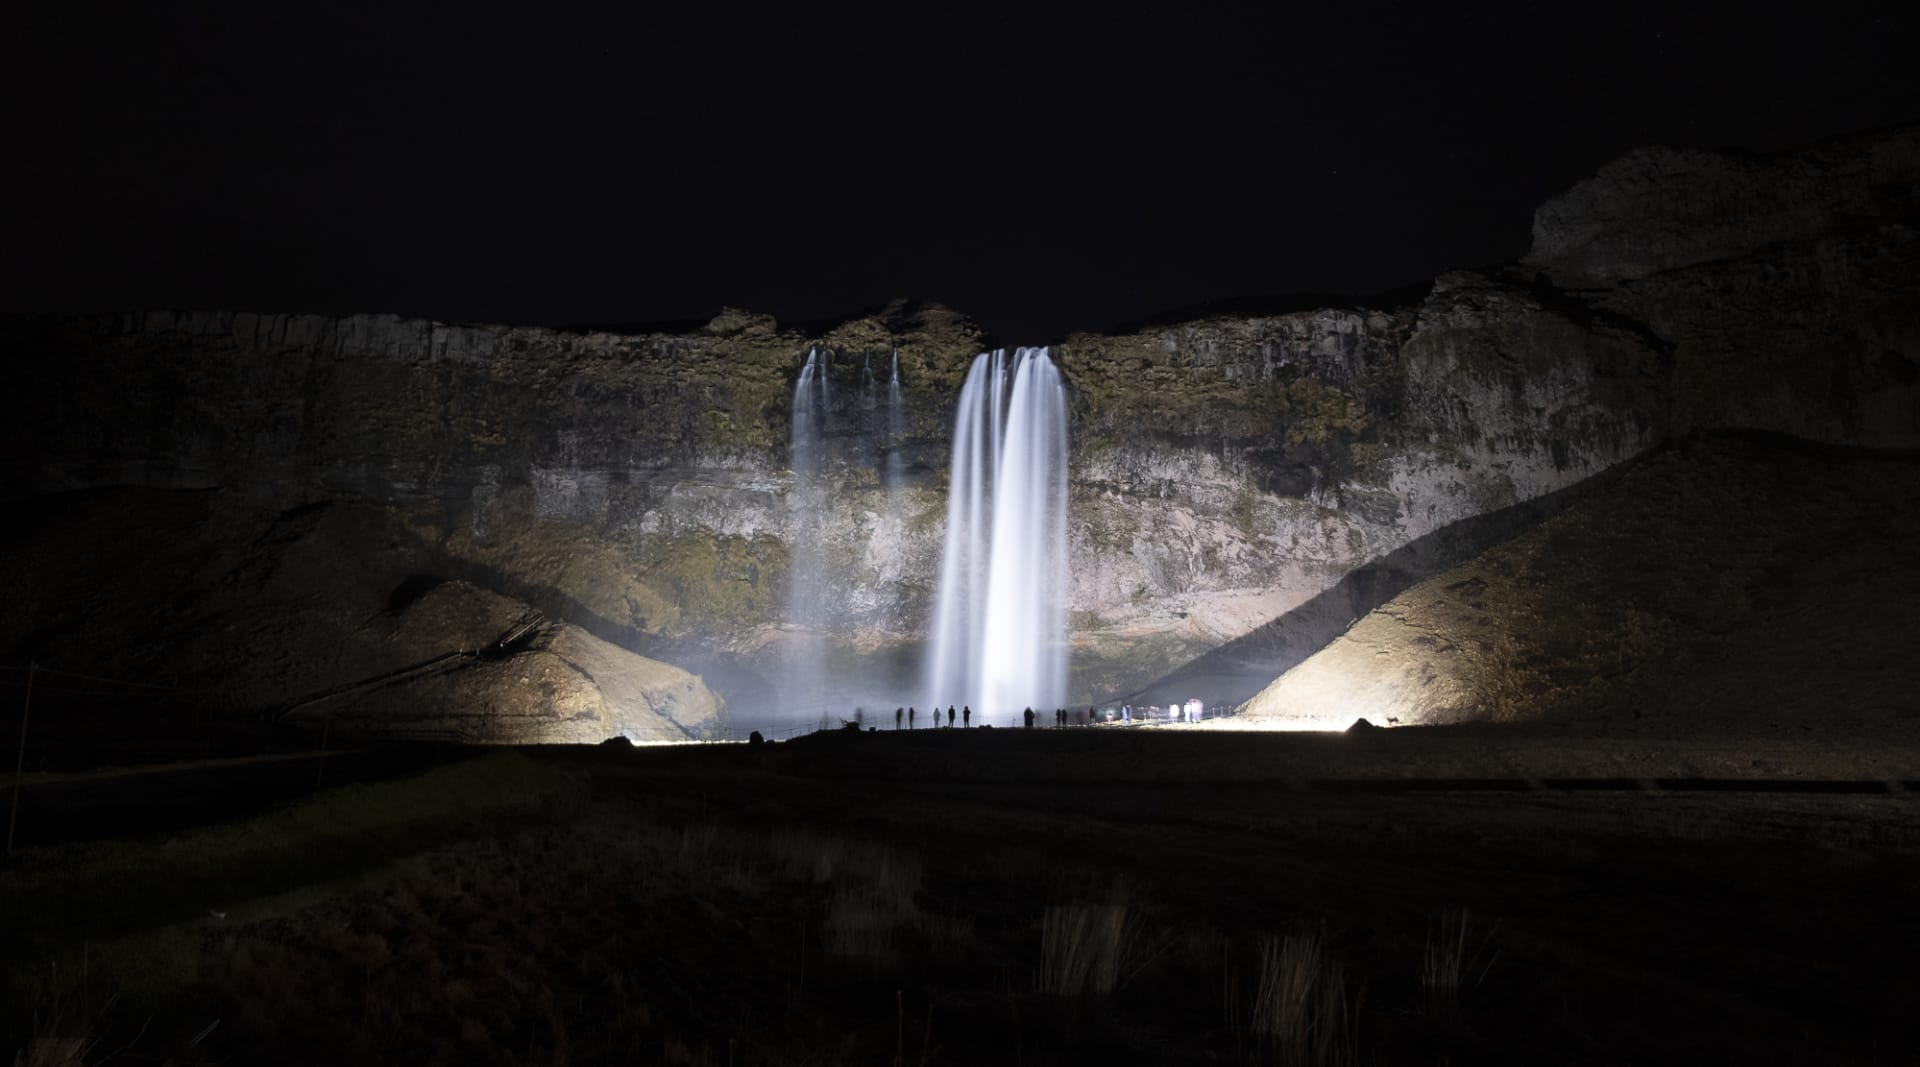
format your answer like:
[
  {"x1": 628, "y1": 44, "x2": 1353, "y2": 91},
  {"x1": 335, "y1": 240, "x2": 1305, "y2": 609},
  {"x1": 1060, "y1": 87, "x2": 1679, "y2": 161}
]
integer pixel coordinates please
[
  {"x1": 1, "y1": 751, "x2": 576, "y2": 999},
  {"x1": 7, "y1": 739, "x2": 1918, "y2": 1065}
]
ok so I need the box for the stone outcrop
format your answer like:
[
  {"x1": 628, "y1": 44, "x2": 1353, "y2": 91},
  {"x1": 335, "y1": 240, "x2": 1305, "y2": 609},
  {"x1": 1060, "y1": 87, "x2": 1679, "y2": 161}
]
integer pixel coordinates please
[
  {"x1": 2, "y1": 125, "x2": 1916, "y2": 727},
  {"x1": 310, "y1": 614, "x2": 726, "y2": 744}
]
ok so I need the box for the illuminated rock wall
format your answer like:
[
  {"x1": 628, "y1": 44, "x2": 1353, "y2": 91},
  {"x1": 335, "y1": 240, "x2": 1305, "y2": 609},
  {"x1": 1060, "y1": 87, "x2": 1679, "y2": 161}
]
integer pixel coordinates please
[{"x1": 3, "y1": 126, "x2": 1915, "y2": 721}]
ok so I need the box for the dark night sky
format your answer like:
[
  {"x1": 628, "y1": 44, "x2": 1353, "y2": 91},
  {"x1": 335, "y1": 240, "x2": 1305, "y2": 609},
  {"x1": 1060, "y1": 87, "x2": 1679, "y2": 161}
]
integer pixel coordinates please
[{"x1": 4, "y1": 2, "x2": 1918, "y2": 342}]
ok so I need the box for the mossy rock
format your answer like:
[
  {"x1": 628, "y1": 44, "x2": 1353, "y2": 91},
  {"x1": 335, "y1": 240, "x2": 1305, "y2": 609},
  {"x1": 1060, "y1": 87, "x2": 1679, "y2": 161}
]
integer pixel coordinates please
[{"x1": 633, "y1": 533, "x2": 788, "y2": 636}]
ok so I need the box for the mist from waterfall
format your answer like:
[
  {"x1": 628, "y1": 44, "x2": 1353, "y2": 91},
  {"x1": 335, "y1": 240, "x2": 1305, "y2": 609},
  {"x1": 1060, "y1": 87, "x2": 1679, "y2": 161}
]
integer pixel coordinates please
[{"x1": 925, "y1": 348, "x2": 1069, "y2": 719}]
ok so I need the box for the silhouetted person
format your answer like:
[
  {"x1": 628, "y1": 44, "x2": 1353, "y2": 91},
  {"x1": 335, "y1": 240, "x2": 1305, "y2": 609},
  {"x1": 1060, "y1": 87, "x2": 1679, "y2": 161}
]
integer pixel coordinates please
[
  {"x1": 948, "y1": 705, "x2": 956, "y2": 727},
  {"x1": 1023, "y1": 707, "x2": 1034, "y2": 729},
  {"x1": 909, "y1": 706, "x2": 917, "y2": 729},
  {"x1": 895, "y1": 706, "x2": 903, "y2": 730},
  {"x1": 962, "y1": 705, "x2": 971, "y2": 728}
]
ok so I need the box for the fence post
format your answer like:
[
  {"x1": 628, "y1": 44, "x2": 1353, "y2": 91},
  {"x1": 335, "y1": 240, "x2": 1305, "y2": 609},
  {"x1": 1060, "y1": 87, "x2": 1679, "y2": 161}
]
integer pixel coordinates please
[{"x1": 7, "y1": 661, "x2": 36, "y2": 858}]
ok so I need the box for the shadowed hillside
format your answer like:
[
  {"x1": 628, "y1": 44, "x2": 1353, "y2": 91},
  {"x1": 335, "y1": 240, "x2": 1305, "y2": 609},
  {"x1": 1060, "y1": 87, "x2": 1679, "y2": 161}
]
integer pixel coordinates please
[
  {"x1": 0, "y1": 489, "x2": 724, "y2": 754},
  {"x1": 1237, "y1": 434, "x2": 1920, "y2": 736}
]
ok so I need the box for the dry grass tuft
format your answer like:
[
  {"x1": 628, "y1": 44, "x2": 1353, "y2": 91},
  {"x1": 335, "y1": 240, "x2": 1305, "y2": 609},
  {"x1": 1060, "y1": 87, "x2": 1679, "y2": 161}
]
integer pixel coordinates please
[
  {"x1": 824, "y1": 885, "x2": 909, "y2": 963},
  {"x1": 12, "y1": 959, "x2": 100, "y2": 1067},
  {"x1": 772, "y1": 831, "x2": 920, "y2": 888},
  {"x1": 1037, "y1": 903, "x2": 1133, "y2": 996},
  {"x1": 768, "y1": 829, "x2": 926, "y2": 964},
  {"x1": 13, "y1": 1035, "x2": 93, "y2": 1067},
  {"x1": 1421, "y1": 907, "x2": 1496, "y2": 1027},
  {"x1": 1237, "y1": 930, "x2": 1355, "y2": 1067},
  {"x1": 8, "y1": 952, "x2": 203, "y2": 1067},
  {"x1": 916, "y1": 911, "x2": 976, "y2": 956}
]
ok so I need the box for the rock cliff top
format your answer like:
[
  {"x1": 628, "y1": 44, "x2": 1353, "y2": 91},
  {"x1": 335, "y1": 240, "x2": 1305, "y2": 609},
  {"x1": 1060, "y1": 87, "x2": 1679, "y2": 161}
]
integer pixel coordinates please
[{"x1": 1525, "y1": 123, "x2": 1920, "y2": 286}]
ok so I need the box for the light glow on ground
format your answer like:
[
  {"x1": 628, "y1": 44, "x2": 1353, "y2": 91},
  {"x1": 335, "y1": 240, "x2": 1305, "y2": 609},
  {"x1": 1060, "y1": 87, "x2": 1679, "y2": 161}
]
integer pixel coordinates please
[{"x1": 1175, "y1": 715, "x2": 1385, "y2": 733}]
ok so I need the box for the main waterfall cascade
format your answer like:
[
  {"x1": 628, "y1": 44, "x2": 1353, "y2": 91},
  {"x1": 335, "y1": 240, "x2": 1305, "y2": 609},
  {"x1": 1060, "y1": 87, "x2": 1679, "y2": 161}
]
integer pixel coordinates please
[
  {"x1": 925, "y1": 348, "x2": 1070, "y2": 719},
  {"x1": 777, "y1": 346, "x2": 1067, "y2": 729}
]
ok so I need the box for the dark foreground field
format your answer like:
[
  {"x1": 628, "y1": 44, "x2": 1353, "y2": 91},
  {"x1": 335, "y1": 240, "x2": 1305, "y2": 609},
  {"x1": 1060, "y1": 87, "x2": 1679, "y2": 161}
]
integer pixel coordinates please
[{"x1": 6, "y1": 727, "x2": 1919, "y2": 1066}]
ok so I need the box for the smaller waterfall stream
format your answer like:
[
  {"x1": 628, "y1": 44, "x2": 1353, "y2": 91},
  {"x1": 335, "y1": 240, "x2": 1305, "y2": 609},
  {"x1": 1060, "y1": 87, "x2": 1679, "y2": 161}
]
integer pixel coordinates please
[
  {"x1": 783, "y1": 348, "x2": 833, "y2": 721},
  {"x1": 885, "y1": 351, "x2": 906, "y2": 497}
]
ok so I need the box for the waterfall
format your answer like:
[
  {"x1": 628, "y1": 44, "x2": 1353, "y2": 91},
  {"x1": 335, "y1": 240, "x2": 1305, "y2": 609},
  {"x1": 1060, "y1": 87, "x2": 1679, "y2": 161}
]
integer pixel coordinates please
[
  {"x1": 925, "y1": 347, "x2": 1069, "y2": 719},
  {"x1": 784, "y1": 348, "x2": 832, "y2": 719},
  {"x1": 885, "y1": 350, "x2": 906, "y2": 496},
  {"x1": 791, "y1": 347, "x2": 826, "y2": 473}
]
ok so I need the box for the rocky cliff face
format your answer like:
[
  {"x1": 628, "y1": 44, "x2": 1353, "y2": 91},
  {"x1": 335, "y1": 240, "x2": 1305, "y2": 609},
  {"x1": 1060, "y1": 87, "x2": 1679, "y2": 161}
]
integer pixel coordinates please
[
  {"x1": 4, "y1": 125, "x2": 1915, "y2": 732},
  {"x1": 1525, "y1": 125, "x2": 1920, "y2": 446}
]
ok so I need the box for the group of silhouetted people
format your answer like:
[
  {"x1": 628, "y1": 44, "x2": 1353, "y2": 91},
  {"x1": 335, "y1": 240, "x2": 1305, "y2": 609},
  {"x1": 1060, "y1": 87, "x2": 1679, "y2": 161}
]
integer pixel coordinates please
[
  {"x1": 1018, "y1": 707, "x2": 1112, "y2": 727},
  {"x1": 880, "y1": 702, "x2": 1198, "y2": 729},
  {"x1": 894, "y1": 704, "x2": 972, "y2": 729}
]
